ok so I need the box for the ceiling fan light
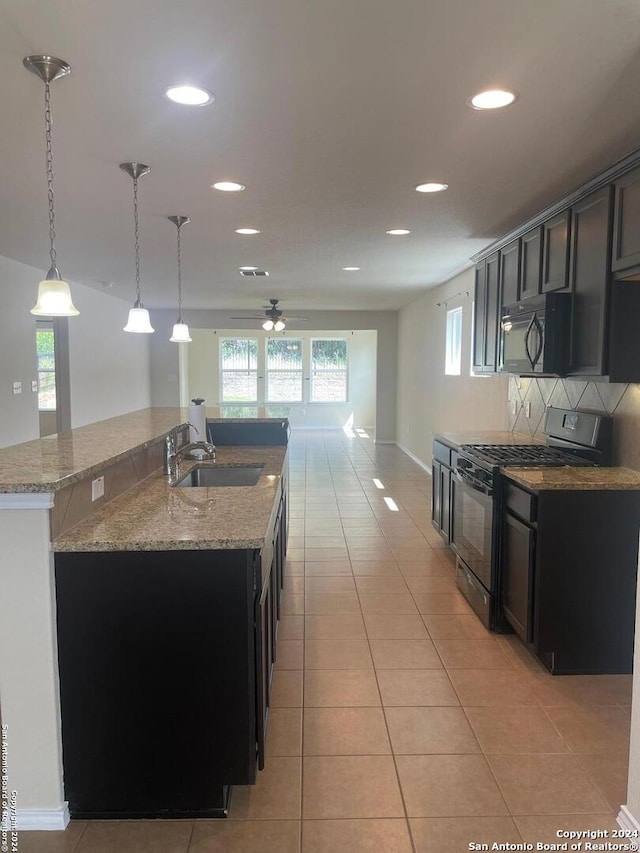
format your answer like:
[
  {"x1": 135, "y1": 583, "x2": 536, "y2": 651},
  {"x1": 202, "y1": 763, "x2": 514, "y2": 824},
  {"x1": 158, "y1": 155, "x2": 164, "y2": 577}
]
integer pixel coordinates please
[
  {"x1": 170, "y1": 322, "x2": 192, "y2": 343},
  {"x1": 262, "y1": 319, "x2": 274, "y2": 331},
  {"x1": 31, "y1": 276, "x2": 79, "y2": 316},
  {"x1": 274, "y1": 320, "x2": 286, "y2": 332},
  {"x1": 123, "y1": 306, "x2": 154, "y2": 333}
]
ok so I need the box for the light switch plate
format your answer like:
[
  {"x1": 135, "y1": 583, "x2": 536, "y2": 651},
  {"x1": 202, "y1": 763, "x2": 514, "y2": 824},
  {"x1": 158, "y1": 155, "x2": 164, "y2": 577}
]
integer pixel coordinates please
[
  {"x1": 91, "y1": 476, "x2": 105, "y2": 501},
  {"x1": 511, "y1": 399, "x2": 518, "y2": 415},
  {"x1": 12, "y1": 381, "x2": 22, "y2": 395},
  {"x1": 32, "y1": 380, "x2": 38, "y2": 393},
  {"x1": 525, "y1": 401, "x2": 531, "y2": 418}
]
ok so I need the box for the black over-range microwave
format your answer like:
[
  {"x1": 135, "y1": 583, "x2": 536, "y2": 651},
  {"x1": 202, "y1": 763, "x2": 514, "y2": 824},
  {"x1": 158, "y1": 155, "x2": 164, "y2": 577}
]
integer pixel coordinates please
[{"x1": 501, "y1": 293, "x2": 571, "y2": 376}]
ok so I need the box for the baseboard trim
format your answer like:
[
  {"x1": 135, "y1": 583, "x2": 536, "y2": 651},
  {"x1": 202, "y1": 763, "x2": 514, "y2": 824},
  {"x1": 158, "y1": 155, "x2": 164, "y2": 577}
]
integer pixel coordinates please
[
  {"x1": 15, "y1": 803, "x2": 70, "y2": 831},
  {"x1": 618, "y1": 804, "x2": 640, "y2": 833},
  {"x1": 395, "y1": 441, "x2": 431, "y2": 474},
  {"x1": 374, "y1": 439, "x2": 395, "y2": 445}
]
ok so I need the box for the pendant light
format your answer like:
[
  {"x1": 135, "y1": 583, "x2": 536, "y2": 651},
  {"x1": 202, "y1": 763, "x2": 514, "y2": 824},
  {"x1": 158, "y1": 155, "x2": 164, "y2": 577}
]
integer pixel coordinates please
[
  {"x1": 24, "y1": 55, "x2": 79, "y2": 317},
  {"x1": 168, "y1": 216, "x2": 192, "y2": 342},
  {"x1": 120, "y1": 162, "x2": 154, "y2": 333}
]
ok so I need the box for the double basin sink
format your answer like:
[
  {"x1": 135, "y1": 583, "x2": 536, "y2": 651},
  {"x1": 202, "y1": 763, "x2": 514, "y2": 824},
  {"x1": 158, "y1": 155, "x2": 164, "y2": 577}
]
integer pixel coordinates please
[{"x1": 175, "y1": 464, "x2": 264, "y2": 488}]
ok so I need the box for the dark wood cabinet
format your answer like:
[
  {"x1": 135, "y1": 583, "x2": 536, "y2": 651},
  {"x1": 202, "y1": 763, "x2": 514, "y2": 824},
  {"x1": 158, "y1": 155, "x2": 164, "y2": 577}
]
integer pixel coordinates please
[
  {"x1": 568, "y1": 187, "x2": 612, "y2": 375},
  {"x1": 472, "y1": 252, "x2": 500, "y2": 373},
  {"x1": 501, "y1": 511, "x2": 535, "y2": 642},
  {"x1": 520, "y1": 226, "x2": 542, "y2": 300},
  {"x1": 500, "y1": 238, "x2": 521, "y2": 307},
  {"x1": 542, "y1": 210, "x2": 571, "y2": 293},
  {"x1": 55, "y1": 470, "x2": 289, "y2": 819},
  {"x1": 431, "y1": 440, "x2": 454, "y2": 544},
  {"x1": 612, "y1": 164, "x2": 640, "y2": 271}
]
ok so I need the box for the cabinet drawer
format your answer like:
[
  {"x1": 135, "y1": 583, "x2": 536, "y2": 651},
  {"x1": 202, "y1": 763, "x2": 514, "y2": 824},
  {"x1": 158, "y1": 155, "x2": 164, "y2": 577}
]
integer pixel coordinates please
[
  {"x1": 433, "y1": 440, "x2": 452, "y2": 467},
  {"x1": 504, "y1": 480, "x2": 537, "y2": 523}
]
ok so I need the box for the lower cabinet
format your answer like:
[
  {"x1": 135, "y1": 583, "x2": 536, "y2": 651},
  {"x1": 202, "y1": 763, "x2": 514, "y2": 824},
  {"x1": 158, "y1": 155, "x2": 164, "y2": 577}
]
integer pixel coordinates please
[
  {"x1": 501, "y1": 510, "x2": 535, "y2": 643},
  {"x1": 432, "y1": 441, "x2": 454, "y2": 543},
  {"x1": 55, "y1": 483, "x2": 288, "y2": 818}
]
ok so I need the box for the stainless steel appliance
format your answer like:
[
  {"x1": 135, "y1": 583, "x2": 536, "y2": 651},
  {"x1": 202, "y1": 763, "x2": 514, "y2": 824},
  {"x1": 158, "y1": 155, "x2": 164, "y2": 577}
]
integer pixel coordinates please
[
  {"x1": 501, "y1": 293, "x2": 572, "y2": 376},
  {"x1": 451, "y1": 407, "x2": 612, "y2": 629}
]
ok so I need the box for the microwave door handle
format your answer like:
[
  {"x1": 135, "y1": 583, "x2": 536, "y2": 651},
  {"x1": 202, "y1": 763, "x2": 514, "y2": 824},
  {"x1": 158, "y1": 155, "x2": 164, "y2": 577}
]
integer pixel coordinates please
[
  {"x1": 531, "y1": 313, "x2": 544, "y2": 369},
  {"x1": 524, "y1": 316, "x2": 536, "y2": 370}
]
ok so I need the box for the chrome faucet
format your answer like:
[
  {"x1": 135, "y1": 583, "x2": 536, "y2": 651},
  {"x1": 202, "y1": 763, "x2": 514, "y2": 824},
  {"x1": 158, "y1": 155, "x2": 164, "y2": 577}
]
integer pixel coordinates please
[{"x1": 165, "y1": 427, "x2": 216, "y2": 479}]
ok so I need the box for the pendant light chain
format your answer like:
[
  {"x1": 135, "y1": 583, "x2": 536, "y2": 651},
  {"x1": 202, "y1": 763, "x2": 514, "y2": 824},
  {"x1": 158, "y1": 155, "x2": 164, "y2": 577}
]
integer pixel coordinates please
[
  {"x1": 176, "y1": 221, "x2": 183, "y2": 321},
  {"x1": 133, "y1": 175, "x2": 142, "y2": 305},
  {"x1": 44, "y1": 80, "x2": 57, "y2": 268}
]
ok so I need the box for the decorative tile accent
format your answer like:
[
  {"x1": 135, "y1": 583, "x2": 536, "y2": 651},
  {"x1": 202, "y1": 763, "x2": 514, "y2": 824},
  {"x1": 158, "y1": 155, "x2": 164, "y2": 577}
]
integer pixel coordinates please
[{"x1": 562, "y1": 379, "x2": 588, "y2": 409}]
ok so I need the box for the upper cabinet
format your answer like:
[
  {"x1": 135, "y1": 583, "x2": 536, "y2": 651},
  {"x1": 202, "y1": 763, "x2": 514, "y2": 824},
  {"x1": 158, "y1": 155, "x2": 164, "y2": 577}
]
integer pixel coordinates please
[
  {"x1": 612, "y1": 164, "x2": 640, "y2": 272},
  {"x1": 472, "y1": 252, "x2": 500, "y2": 373},
  {"x1": 542, "y1": 210, "x2": 571, "y2": 293},
  {"x1": 500, "y1": 238, "x2": 521, "y2": 307},
  {"x1": 520, "y1": 227, "x2": 542, "y2": 301}
]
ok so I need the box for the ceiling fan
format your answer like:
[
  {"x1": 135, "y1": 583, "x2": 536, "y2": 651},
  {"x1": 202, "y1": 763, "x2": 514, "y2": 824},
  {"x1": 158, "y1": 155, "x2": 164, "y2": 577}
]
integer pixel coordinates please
[{"x1": 230, "y1": 299, "x2": 310, "y2": 331}]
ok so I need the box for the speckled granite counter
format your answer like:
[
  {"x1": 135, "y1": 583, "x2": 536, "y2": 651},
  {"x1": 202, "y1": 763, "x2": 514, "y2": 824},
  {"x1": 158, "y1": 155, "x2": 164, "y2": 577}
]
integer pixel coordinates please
[
  {"x1": 0, "y1": 407, "x2": 287, "y2": 493},
  {"x1": 435, "y1": 430, "x2": 544, "y2": 449},
  {"x1": 502, "y1": 466, "x2": 640, "y2": 491},
  {"x1": 53, "y1": 446, "x2": 287, "y2": 552}
]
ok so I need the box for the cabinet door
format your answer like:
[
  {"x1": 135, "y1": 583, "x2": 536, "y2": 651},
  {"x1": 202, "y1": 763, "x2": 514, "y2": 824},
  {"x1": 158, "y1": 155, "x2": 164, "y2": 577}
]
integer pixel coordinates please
[
  {"x1": 568, "y1": 186, "x2": 612, "y2": 375},
  {"x1": 542, "y1": 210, "x2": 571, "y2": 293},
  {"x1": 472, "y1": 261, "x2": 487, "y2": 372},
  {"x1": 255, "y1": 571, "x2": 273, "y2": 771},
  {"x1": 612, "y1": 164, "x2": 640, "y2": 271},
  {"x1": 431, "y1": 461, "x2": 442, "y2": 533},
  {"x1": 501, "y1": 512, "x2": 535, "y2": 643},
  {"x1": 500, "y1": 239, "x2": 521, "y2": 307},
  {"x1": 484, "y1": 252, "x2": 500, "y2": 371},
  {"x1": 520, "y1": 226, "x2": 542, "y2": 300},
  {"x1": 440, "y1": 467, "x2": 451, "y2": 544}
]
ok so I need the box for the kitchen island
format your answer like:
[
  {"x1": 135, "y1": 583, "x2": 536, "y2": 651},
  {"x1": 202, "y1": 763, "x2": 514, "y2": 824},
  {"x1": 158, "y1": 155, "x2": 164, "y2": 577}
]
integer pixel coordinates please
[{"x1": 0, "y1": 408, "x2": 289, "y2": 827}]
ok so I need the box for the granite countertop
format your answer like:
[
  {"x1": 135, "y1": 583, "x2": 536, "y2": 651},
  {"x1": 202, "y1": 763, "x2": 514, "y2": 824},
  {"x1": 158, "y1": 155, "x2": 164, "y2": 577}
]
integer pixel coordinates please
[
  {"x1": 502, "y1": 466, "x2": 640, "y2": 491},
  {"x1": 53, "y1": 445, "x2": 287, "y2": 552},
  {"x1": 0, "y1": 407, "x2": 287, "y2": 493},
  {"x1": 435, "y1": 430, "x2": 544, "y2": 449}
]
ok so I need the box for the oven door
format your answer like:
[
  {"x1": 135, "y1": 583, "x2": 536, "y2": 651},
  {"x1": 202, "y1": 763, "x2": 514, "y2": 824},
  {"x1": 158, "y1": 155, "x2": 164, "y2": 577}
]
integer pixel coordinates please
[{"x1": 451, "y1": 472, "x2": 494, "y2": 591}]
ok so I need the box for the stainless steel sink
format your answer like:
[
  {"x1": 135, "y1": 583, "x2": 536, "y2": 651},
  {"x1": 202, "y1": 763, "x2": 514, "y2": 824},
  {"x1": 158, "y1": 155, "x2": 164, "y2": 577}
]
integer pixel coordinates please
[{"x1": 175, "y1": 464, "x2": 263, "y2": 488}]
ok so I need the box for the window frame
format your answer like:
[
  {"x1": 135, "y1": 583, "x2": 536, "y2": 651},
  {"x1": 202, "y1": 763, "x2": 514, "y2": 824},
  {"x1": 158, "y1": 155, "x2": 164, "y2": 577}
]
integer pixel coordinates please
[
  {"x1": 265, "y1": 337, "x2": 304, "y2": 403},
  {"x1": 36, "y1": 321, "x2": 57, "y2": 412},
  {"x1": 310, "y1": 337, "x2": 349, "y2": 403},
  {"x1": 445, "y1": 305, "x2": 463, "y2": 376},
  {"x1": 219, "y1": 336, "x2": 259, "y2": 403}
]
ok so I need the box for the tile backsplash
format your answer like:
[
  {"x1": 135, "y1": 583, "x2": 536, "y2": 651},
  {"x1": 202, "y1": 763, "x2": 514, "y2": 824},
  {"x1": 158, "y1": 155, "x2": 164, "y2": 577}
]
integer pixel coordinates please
[{"x1": 508, "y1": 378, "x2": 640, "y2": 471}]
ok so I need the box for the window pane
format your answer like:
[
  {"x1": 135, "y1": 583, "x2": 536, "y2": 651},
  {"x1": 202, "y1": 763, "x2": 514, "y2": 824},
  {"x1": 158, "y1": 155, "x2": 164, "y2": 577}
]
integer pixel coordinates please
[
  {"x1": 311, "y1": 370, "x2": 347, "y2": 402},
  {"x1": 445, "y1": 306, "x2": 463, "y2": 375},
  {"x1": 36, "y1": 327, "x2": 56, "y2": 410},
  {"x1": 312, "y1": 339, "x2": 347, "y2": 370},
  {"x1": 221, "y1": 338, "x2": 258, "y2": 370},
  {"x1": 221, "y1": 372, "x2": 258, "y2": 401},
  {"x1": 267, "y1": 338, "x2": 302, "y2": 368},
  {"x1": 267, "y1": 371, "x2": 303, "y2": 402},
  {"x1": 38, "y1": 372, "x2": 56, "y2": 410}
]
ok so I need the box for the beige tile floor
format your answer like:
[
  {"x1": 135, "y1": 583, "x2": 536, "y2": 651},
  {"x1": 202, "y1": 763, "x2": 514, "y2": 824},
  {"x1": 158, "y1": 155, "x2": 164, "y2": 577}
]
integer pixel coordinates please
[{"x1": 18, "y1": 430, "x2": 631, "y2": 852}]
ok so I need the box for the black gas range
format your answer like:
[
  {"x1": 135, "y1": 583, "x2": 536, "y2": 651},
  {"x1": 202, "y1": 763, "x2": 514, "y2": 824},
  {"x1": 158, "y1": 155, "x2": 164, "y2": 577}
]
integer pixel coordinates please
[{"x1": 451, "y1": 407, "x2": 612, "y2": 630}]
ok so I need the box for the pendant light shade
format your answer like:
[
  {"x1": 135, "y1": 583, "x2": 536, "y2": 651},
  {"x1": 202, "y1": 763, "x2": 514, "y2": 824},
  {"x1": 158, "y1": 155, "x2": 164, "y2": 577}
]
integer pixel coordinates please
[
  {"x1": 24, "y1": 55, "x2": 79, "y2": 317},
  {"x1": 168, "y1": 215, "x2": 192, "y2": 343},
  {"x1": 262, "y1": 319, "x2": 274, "y2": 331},
  {"x1": 120, "y1": 162, "x2": 154, "y2": 333},
  {"x1": 274, "y1": 320, "x2": 286, "y2": 332}
]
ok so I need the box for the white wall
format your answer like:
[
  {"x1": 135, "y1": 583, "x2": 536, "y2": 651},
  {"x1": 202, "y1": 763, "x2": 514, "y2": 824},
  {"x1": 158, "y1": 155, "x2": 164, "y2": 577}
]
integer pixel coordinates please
[
  {"x1": 396, "y1": 267, "x2": 509, "y2": 465},
  {"x1": 185, "y1": 328, "x2": 376, "y2": 428},
  {"x1": 67, "y1": 285, "x2": 151, "y2": 428},
  {"x1": 0, "y1": 254, "x2": 151, "y2": 448},
  {"x1": 150, "y1": 308, "x2": 397, "y2": 440}
]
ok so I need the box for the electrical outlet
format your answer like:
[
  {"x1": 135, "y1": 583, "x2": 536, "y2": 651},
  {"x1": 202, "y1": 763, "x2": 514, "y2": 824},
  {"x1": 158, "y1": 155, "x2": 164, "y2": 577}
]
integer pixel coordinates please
[
  {"x1": 12, "y1": 381, "x2": 22, "y2": 395},
  {"x1": 91, "y1": 476, "x2": 105, "y2": 502},
  {"x1": 525, "y1": 401, "x2": 531, "y2": 418},
  {"x1": 32, "y1": 380, "x2": 38, "y2": 393},
  {"x1": 511, "y1": 399, "x2": 519, "y2": 415}
]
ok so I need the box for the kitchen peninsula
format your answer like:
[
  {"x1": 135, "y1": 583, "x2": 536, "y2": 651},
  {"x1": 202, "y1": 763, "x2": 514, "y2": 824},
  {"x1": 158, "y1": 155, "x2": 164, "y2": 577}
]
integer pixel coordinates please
[{"x1": 0, "y1": 408, "x2": 289, "y2": 827}]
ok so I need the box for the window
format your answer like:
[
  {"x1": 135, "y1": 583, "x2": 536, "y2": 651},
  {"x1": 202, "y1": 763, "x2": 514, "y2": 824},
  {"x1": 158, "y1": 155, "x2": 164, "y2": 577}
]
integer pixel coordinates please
[
  {"x1": 220, "y1": 338, "x2": 258, "y2": 401},
  {"x1": 445, "y1": 306, "x2": 463, "y2": 375},
  {"x1": 266, "y1": 338, "x2": 303, "y2": 401},
  {"x1": 36, "y1": 322, "x2": 56, "y2": 410},
  {"x1": 311, "y1": 339, "x2": 348, "y2": 402}
]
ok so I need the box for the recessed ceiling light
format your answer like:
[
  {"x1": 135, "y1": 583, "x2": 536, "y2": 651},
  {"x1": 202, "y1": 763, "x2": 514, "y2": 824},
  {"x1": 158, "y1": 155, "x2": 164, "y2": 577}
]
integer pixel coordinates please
[
  {"x1": 165, "y1": 85, "x2": 215, "y2": 106},
  {"x1": 235, "y1": 228, "x2": 260, "y2": 235},
  {"x1": 415, "y1": 182, "x2": 448, "y2": 193},
  {"x1": 212, "y1": 181, "x2": 246, "y2": 192},
  {"x1": 239, "y1": 266, "x2": 259, "y2": 271},
  {"x1": 468, "y1": 89, "x2": 517, "y2": 110},
  {"x1": 386, "y1": 229, "x2": 411, "y2": 236},
  {"x1": 342, "y1": 266, "x2": 361, "y2": 271}
]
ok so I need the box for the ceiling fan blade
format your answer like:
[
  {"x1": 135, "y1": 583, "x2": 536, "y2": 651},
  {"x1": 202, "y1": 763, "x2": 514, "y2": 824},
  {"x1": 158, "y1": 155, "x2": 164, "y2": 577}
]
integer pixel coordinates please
[
  {"x1": 283, "y1": 316, "x2": 310, "y2": 321},
  {"x1": 229, "y1": 315, "x2": 263, "y2": 319}
]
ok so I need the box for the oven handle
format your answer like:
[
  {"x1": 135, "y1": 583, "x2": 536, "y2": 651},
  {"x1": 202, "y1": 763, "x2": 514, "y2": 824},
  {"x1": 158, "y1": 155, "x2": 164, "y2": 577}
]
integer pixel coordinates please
[
  {"x1": 454, "y1": 471, "x2": 493, "y2": 498},
  {"x1": 524, "y1": 315, "x2": 536, "y2": 371}
]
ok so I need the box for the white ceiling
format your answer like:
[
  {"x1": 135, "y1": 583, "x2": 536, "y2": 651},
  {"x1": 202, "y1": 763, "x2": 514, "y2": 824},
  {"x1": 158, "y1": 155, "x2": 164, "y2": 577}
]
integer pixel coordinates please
[{"x1": 2, "y1": 0, "x2": 640, "y2": 311}]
